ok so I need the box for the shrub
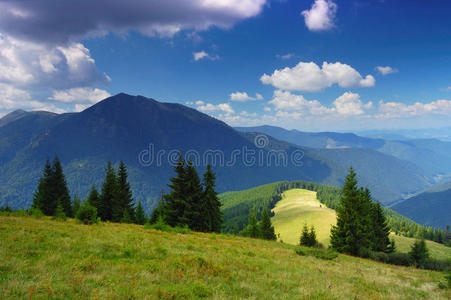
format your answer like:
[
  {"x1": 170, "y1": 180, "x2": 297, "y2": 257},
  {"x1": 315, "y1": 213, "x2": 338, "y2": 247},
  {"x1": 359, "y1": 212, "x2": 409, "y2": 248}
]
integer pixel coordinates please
[
  {"x1": 144, "y1": 216, "x2": 191, "y2": 234},
  {"x1": 295, "y1": 247, "x2": 338, "y2": 261},
  {"x1": 387, "y1": 252, "x2": 412, "y2": 267},
  {"x1": 370, "y1": 251, "x2": 389, "y2": 263},
  {"x1": 28, "y1": 208, "x2": 44, "y2": 218},
  {"x1": 76, "y1": 203, "x2": 98, "y2": 225}
]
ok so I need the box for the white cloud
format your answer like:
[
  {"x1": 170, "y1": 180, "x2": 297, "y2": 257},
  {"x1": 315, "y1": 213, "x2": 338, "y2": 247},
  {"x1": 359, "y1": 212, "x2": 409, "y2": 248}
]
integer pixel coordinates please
[
  {"x1": 264, "y1": 107, "x2": 271, "y2": 112},
  {"x1": 0, "y1": 0, "x2": 268, "y2": 44},
  {"x1": 276, "y1": 53, "x2": 295, "y2": 60},
  {"x1": 301, "y1": 0, "x2": 337, "y2": 32},
  {"x1": 376, "y1": 66, "x2": 398, "y2": 75},
  {"x1": 377, "y1": 99, "x2": 451, "y2": 118},
  {"x1": 197, "y1": 102, "x2": 235, "y2": 114},
  {"x1": 268, "y1": 90, "x2": 331, "y2": 115},
  {"x1": 49, "y1": 88, "x2": 110, "y2": 104},
  {"x1": 230, "y1": 91, "x2": 263, "y2": 102},
  {"x1": 333, "y1": 92, "x2": 372, "y2": 116},
  {"x1": 261, "y1": 61, "x2": 375, "y2": 92},
  {"x1": 193, "y1": 50, "x2": 219, "y2": 61}
]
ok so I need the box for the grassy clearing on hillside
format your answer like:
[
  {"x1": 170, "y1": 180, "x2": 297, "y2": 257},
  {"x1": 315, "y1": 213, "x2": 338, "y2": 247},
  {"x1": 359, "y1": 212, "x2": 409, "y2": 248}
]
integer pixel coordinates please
[
  {"x1": 271, "y1": 189, "x2": 451, "y2": 261},
  {"x1": 271, "y1": 189, "x2": 336, "y2": 246},
  {"x1": 1, "y1": 216, "x2": 450, "y2": 299}
]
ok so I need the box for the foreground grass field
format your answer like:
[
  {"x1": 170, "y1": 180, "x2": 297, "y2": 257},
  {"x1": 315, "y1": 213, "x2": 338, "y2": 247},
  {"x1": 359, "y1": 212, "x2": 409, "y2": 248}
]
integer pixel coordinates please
[
  {"x1": 271, "y1": 189, "x2": 451, "y2": 261},
  {"x1": 1, "y1": 216, "x2": 450, "y2": 299}
]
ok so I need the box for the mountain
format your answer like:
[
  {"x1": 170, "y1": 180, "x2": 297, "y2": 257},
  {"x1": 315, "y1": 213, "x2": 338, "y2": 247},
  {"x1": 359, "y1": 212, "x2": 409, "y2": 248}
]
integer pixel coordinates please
[
  {"x1": 392, "y1": 188, "x2": 451, "y2": 229},
  {"x1": 0, "y1": 93, "x2": 349, "y2": 211},
  {"x1": 236, "y1": 125, "x2": 451, "y2": 179}
]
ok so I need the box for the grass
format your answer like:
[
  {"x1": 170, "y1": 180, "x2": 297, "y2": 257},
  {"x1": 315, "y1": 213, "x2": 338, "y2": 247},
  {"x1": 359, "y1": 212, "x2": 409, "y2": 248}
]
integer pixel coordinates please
[
  {"x1": 271, "y1": 189, "x2": 451, "y2": 261},
  {"x1": 271, "y1": 189, "x2": 336, "y2": 246},
  {"x1": 1, "y1": 216, "x2": 450, "y2": 299}
]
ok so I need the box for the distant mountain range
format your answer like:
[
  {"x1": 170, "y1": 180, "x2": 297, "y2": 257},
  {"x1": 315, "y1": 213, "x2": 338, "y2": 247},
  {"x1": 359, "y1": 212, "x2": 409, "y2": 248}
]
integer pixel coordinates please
[{"x1": 0, "y1": 94, "x2": 447, "y2": 228}]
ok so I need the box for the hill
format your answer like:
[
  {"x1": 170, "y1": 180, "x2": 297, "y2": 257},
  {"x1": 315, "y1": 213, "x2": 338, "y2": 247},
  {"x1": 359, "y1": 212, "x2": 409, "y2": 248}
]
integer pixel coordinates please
[
  {"x1": 392, "y1": 188, "x2": 451, "y2": 229},
  {"x1": 1, "y1": 215, "x2": 449, "y2": 299},
  {"x1": 270, "y1": 189, "x2": 451, "y2": 260}
]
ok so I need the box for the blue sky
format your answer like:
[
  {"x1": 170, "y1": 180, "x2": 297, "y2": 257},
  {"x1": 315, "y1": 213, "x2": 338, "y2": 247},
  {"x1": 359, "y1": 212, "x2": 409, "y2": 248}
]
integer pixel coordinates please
[{"x1": 1, "y1": 0, "x2": 451, "y2": 131}]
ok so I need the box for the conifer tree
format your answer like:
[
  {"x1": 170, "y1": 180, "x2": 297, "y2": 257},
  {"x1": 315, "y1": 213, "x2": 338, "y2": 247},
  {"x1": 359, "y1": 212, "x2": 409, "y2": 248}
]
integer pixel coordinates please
[
  {"x1": 248, "y1": 208, "x2": 260, "y2": 238},
  {"x1": 113, "y1": 161, "x2": 135, "y2": 223},
  {"x1": 300, "y1": 224, "x2": 310, "y2": 246},
  {"x1": 121, "y1": 209, "x2": 132, "y2": 223},
  {"x1": 135, "y1": 201, "x2": 146, "y2": 225},
  {"x1": 203, "y1": 164, "x2": 222, "y2": 232},
  {"x1": 183, "y1": 161, "x2": 204, "y2": 231},
  {"x1": 330, "y1": 167, "x2": 371, "y2": 256},
  {"x1": 371, "y1": 201, "x2": 391, "y2": 252},
  {"x1": 409, "y1": 239, "x2": 429, "y2": 268},
  {"x1": 51, "y1": 156, "x2": 72, "y2": 217},
  {"x1": 260, "y1": 207, "x2": 276, "y2": 240},
  {"x1": 53, "y1": 201, "x2": 67, "y2": 221},
  {"x1": 163, "y1": 154, "x2": 190, "y2": 227},
  {"x1": 32, "y1": 158, "x2": 53, "y2": 215},
  {"x1": 99, "y1": 162, "x2": 117, "y2": 221},
  {"x1": 87, "y1": 184, "x2": 100, "y2": 209},
  {"x1": 308, "y1": 226, "x2": 318, "y2": 247}
]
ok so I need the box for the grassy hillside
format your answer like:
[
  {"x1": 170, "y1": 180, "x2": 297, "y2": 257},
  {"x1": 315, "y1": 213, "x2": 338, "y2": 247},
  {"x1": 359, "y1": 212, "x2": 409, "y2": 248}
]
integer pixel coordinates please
[
  {"x1": 271, "y1": 189, "x2": 336, "y2": 246},
  {"x1": 270, "y1": 189, "x2": 451, "y2": 261},
  {"x1": 1, "y1": 216, "x2": 450, "y2": 299}
]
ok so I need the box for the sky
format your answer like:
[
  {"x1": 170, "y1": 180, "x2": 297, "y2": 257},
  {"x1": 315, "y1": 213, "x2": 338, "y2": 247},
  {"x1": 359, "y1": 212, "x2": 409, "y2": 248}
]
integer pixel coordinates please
[{"x1": 1, "y1": 0, "x2": 451, "y2": 131}]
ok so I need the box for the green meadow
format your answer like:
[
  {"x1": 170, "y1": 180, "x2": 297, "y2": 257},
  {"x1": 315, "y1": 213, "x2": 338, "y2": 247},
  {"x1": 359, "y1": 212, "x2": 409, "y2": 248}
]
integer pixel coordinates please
[
  {"x1": 1, "y1": 215, "x2": 450, "y2": 299},
  {"x1": 271, "y1": 189, "x2": 451, "y2": 261}
]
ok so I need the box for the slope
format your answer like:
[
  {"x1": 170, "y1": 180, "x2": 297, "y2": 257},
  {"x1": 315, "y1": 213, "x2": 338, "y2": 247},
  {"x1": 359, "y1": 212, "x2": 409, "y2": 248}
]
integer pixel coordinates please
[
  {"x1": 1, "y1": 215, "x2": 449, "y2": 299},
  {"x1": 392, "y1": 188, "x2": 451, "y2": 229}
]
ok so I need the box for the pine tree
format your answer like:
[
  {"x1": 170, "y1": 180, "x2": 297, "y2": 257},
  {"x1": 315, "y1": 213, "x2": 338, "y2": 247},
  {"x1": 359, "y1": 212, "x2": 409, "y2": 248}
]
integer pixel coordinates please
[
  {"x1": 260, "y1": 207, "x2": 276, "y2": 240},
  {"x1": 121, "y1": 209, "x2": 132, "y2": 223},
  {"x1": 163, "y1": 154, "x2": 190, "y2": 227},
  {"x1": 371, "y1": 200, "x2": 391, "y2": 252},
  {"x1": 72, "y1": 194, "x2": 81, "y2": 217},
  {"x1": 98, "y1": 162, "x2": 117, "y2": 221},
  {"x1": 51, "y1": 156, "x2": 72, "y2": 217},
  {"x1": 135, "y1": 201, "x2": 146, "y2": 225},
  {"x1": 32, "y1": 158, "x2": 55, "y2": 215},
  {"x1": 248, "y1": 208, "x2": 260, "y2": 238},
  {"x1": 300, "y1": 224, "x2": 310, "y2": 246},
  {"x1": 203, "y1": 164, "x2": 223, "y2": 233},
  {"x1": 330, "y1": 167, "x2": 371, "y2": 256},
  {"x1": 53, "y1": 202, "x2": 67, "y2": 221},
  {"x1": 113, "y1": 161, "x2": 135, "y2": 223},
  {"x1": 87, "y1": 184, "x2": 100, "y2": 209},
  {"x1": 409, "y1": 239, "x2": 429, "y2": 268},
  {"x1": 308, "y1": 226, "x2": 318, "y2": 247},
  {"x1": 183, "y1": 161, "x2": 204, "y2": 231}
]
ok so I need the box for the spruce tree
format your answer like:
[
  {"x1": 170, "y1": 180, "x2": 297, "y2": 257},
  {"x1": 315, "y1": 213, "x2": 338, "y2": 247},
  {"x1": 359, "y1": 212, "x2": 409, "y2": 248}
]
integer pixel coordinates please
[
  {"x1": 330, "y1": 167, "x2": 371, "y2": 256},
  {"x1": 260, "y1": 207, "x2": 276, "y2": 240},
  {"x1": 371, "y1": 201, "x2": 391, "y2": 252},
  {"x1": 308, "y1": 226, "x2": 318, "y2": 247},
  {"x1": 183, "y1": 161, "x2": 204, "y2": 231},
  {"x1": 248, "y1": 208, "x2": 260, "y2": 238},
  {"x1": 98, "y1": 162, "x2": 117, "y2": 221},
  {"x1": 409, "y1": 239, "x2": 429, "y2": 268},
  {"x1": 32, "y1": 158, "x2": 55, "y2": 215},
  {"x1": 203, "y1": 164, "x2": 223, "y2": 233},
  {"x1": 87, "y1": 184, "x2": 100, "y2": 209},
  {"x1": 113, "y1": 161, "x2": 135, "y2": 223},
  {"x1": 121, "y1": 209, "x2": 132, "y2": 223},
  {"x1": 53, "y1": 202, "x2": 67, "y2": 221},
  {"x1": 135, "y1": 201, "x2": 146, "y2": 225},
  {"x1": 300, "y1": 224, "x2": 310, "y2": 246},
  {"x1": 51, "y1": 156, "x2": 72, "y2": 217},
  {"x1": 163, "y1": 154, "x2": 190, "y2": 227}
]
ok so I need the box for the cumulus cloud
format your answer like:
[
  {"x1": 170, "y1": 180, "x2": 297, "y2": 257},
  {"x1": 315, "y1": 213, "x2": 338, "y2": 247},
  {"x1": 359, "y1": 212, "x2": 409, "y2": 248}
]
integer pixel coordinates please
[
  {"x1": 229, "y1": 91, "x2": 263, "y2": 102},
  {"x1": 0, "y1": 34, "x2": 109, "y2": 89},
  {"x1": 197, "y1": 102, "x2": 235, "y2": 114},
  {"x1": 376, "y1": 66, "x2": 398, "y2": 75},
  {"x1": 268, "y1": 90, "x2": 331, "y2": 115},
  {"x1": 0, "y1": 0, "x2": 268, "y2": 44},
  {"x1": 301, "y1": 0, "x2": 337, "y2": 32},
  {"x1": 49, "y1": 88, "x2": 111, "y2": 104},
  {"x1": 260, "y1": 61, "x2": 375, "y2": 92},
  {"x1": 332, "y1": 92, "x2": 372, "y2": 116},
  {"x1": 193, "y1": 50, "x2": 219, "y2": 61}
]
